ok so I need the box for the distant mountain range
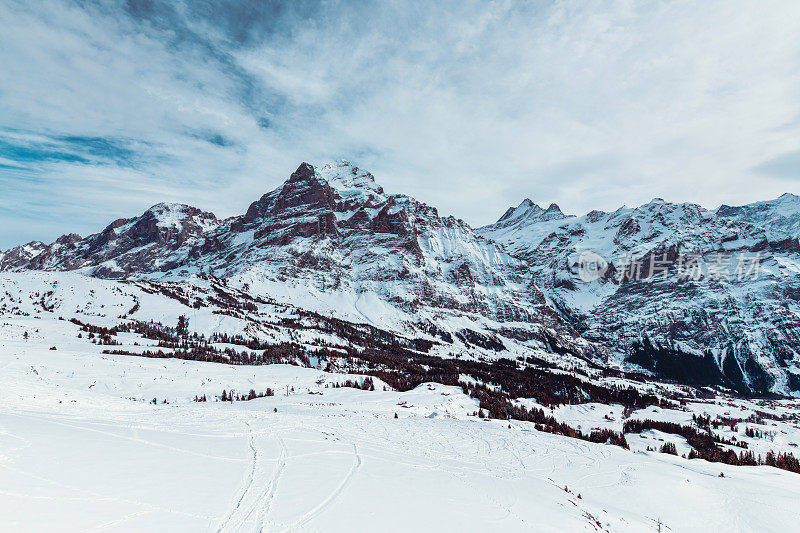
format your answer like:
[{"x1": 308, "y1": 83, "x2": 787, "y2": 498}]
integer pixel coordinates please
[
  {"x1": 478, "y1": 192, "x2": 800, "y2": 394},
  {"x1": 3, "y1": 161, "x2": 800, "y2": 395}
]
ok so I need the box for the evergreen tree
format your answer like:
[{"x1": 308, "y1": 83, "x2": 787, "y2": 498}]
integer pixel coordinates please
[
  {"x1": 177, "y1": 315, "x2": 189, "y2": 338},
  {"x1": 660, "y1": 442, "x2": 678, "y2": 455}
]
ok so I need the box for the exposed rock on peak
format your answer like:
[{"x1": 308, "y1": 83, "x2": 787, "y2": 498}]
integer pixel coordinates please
[
  {"x1": 493, "y1": 198, "x2": 570, "y2": 230},
  {"x1": 717, "y1": 193, "x2": 800, "y2": 239},
  {"x1": 479, "y1": 193, "x2": 800, "y2": 394},
  {"x1": 541, "y1": 203, "x2": 567, "y2": 221},
  {"x1": 54, "y1": 233, "x2": 83, "y2": 245},
  {"x1": 317, "y1": 160, "x2": 385, "y2": 196},
  {"x1": 498, "y1": 198, "x2": 540, "y2": 223},
  {"x1": 0, "y1": 241, "x2": 48, "y2": 271},
  {"x1": 2, "y1": 202, "x2": 218, "y2": 277}
]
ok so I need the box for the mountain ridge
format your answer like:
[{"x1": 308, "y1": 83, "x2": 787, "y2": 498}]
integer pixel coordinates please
[
  {"x1": 0, "y1": 161, "x2": 601, "y2": 370},
  {"x1": 479, "y1": 193, "x2": 800, "y2": 394},
  {"x1": 3, "y1": 161, "x2": 800, "y2": 395}
]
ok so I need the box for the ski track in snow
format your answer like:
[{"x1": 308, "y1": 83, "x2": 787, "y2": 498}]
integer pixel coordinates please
[
  {"x1": 255, "y1": 433, "x2": 288, "y2": 530},
  {"x1": 230, "y1": 427, "x2": 289, "y2": 532},
  {"x1": 216, "y1": 418, "x2": 363, "y2": 532},
  {"x1": 282, "y1": 443, "x2": 362, "y2": 532},
  {"x1": 215, "y1": 419, "x2": 259, "y2": 532}
]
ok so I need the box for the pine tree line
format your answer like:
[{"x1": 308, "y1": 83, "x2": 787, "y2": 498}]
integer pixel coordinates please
[{"x1": 624, "y1": 418, "x2": 800, "y2": 474}]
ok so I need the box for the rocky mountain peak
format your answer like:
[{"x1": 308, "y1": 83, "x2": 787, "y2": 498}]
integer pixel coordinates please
[
  {"x1": 142, "y1": 202, "x2": 218, "y2": 232},
  {"x1": 491, "y1": 199, "x2": 570, "y2": 231},
  {"x1": 498, "y1": 198, "x2": 542, "y2": 223},
  {"x1": 316, "y1": 160, "x2": 385, "y2": 196},
  {"x1": 540, "y1": 203, "x2": 567, "y2": 221},
  {"x1": 717, "y1": 193, "x2": 800, "y2": 239},
  {"x1": 0, "y1": 240, "x2": 48, "y2": 270},
  {"x1": 243, "y1": 161, "x2": 389, "y2": 229},
  {"x1": 478, "y1": 191, "x2": 800, "y2": 394}
]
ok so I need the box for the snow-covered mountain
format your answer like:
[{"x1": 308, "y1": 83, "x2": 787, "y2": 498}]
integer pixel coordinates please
[
  {"x1": 718, "y1": 193, "x2": 800, "y2": 240},
  {"x1": 494, "y1": 198, "x2": 573, "y2": 228},
  {"x1": 7, "y1": 202, "x2": 219, "y2": 276},
  {"x1": 5, "y1": 163, "x2": 800, "y2": 532},
  {"x1": 0, "y1": 240, "x2": 48, "y2": 271},
  {"x1": 5, "y1": 161, "x2": 800, "y2": 395},
  {"x1": 0, "y1": 161, "x2": 597, "y2": 365},
  {"x1": 478, "y1": 197, "x2": 800, "y2": 395}
]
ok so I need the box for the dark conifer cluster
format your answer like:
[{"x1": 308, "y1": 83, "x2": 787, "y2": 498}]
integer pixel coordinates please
[
  {"x1": 331, "y1": 377, "x2": 375, "y2": 391},
  {"x1": 624, "y1": 418, "x2": 800, "y2": 473},
  {"x1": 217, "y1": 388, "x2": 275, "y2": 402}
]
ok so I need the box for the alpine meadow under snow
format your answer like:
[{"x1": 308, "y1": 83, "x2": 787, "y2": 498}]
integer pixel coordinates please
[{"x1": 2, "y1": 162, "x2": 800, "y2": 531}]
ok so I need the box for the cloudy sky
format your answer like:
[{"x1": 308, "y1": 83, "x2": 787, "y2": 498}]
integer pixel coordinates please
[{"x1": 1, "y1": 0, "x2": 799, "y2": 248}]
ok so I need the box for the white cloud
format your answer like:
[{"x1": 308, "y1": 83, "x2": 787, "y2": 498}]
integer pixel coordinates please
[{"x1": 1, "y1": 0, "x2": 799, "y2": 248}]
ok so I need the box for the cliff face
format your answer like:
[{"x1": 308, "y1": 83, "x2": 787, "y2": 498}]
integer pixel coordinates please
[{"x1": 479, "y1": 197, "x2": 800, "y2": 394}]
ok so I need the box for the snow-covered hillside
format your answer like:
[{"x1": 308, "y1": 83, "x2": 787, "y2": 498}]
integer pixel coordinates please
[{"x1": 2, "y1": 305, "x2": 800, "y2": 532}]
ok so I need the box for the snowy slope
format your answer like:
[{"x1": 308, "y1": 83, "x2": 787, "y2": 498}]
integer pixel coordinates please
[{"x1": 3, "y1": 313, "x2": 800, "y2": 532}]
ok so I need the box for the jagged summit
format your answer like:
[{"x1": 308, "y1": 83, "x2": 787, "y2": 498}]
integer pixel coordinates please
[
  {"x1": 541, "y1": 203, "x2": 566, "y2": 220},
  {"x1": 497, "y1": 198, "x2": 541, "y2": 224},
  {"x1": 494, "y1": 198, "x2": 569, "y2": 228},
  {"x1": 717, "y1": 192, "x2": 800, "y2": 239},
  {"x1": 316, "y1": 160, "x2": 385, "y2": 196},
  {"x1": 146, "y1": 201, "x2": 197, "y2": 212},
  {"x1": 278, "y1": 161, "x2": 385, "y2": 196},
  {"x1": 243, "y1": 161, "x2": 388, "y2": 227},
  {"x1": 0, "y1": 240, "x2": 48, "y2": 271},
  {"x1": 143, "y1": 202, "x2": 219, "y2": 231}
]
